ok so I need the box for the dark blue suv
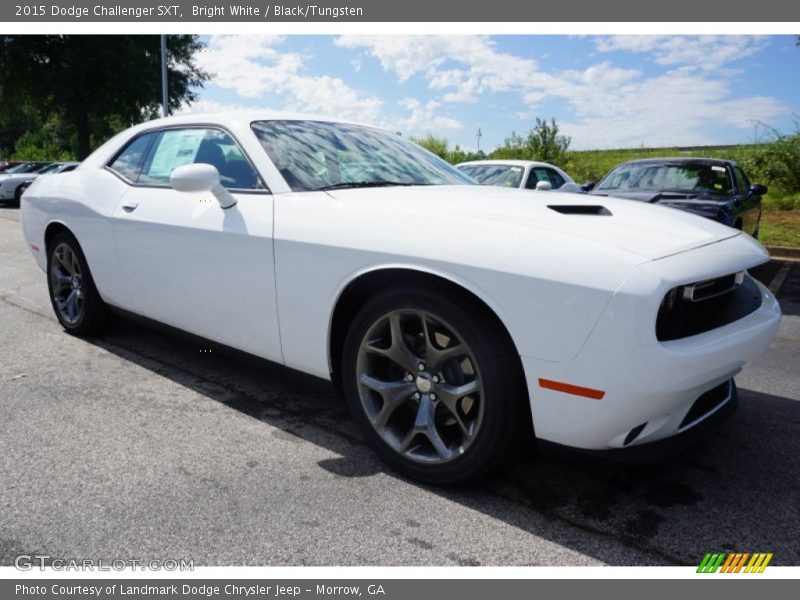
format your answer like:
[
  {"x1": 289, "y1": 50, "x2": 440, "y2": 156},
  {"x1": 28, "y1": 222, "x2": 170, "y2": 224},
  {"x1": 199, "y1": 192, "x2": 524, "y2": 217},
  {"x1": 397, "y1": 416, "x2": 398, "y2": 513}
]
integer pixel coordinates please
[{"x1": 587, "y1": 158, "x2": 766, "y2": 238}]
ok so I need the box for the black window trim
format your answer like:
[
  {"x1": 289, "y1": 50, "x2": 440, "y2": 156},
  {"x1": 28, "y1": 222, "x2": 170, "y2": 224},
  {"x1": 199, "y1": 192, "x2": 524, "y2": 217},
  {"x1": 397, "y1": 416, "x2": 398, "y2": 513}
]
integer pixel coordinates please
[
  {"x1": 732, "y1": 165, "x2": 750, "y2": 196},
  {"x1": 105, "y1": 123, "x2": 270, "y2": 195}
]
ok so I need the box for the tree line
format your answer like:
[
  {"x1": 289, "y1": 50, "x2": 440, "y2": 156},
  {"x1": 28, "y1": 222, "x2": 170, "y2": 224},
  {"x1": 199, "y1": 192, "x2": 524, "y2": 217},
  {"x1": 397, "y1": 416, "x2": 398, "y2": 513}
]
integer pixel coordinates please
[
  {"x1": 412, "y1": 117, "x2": 571, "y2": 169},
  {"x1": 0, "y1": 35, "x2": 208, "y2": 160}
]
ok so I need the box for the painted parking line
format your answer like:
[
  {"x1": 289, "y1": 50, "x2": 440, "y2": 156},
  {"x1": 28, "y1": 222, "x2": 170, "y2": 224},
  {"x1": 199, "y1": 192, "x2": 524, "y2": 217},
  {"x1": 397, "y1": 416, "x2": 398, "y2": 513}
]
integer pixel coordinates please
[{"x1": 768, "y1": 262, "x2": 792, "y2": 296}]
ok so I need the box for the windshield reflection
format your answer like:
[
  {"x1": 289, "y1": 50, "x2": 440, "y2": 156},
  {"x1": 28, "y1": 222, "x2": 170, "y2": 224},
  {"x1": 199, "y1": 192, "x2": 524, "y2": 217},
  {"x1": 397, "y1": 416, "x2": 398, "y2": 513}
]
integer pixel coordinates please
[
  {"x1": 458, "y1": 164, "x2": 524, "y2": 188},
  {"x1": 251, "y1": 120, "x2": 473, "y2": 192}
]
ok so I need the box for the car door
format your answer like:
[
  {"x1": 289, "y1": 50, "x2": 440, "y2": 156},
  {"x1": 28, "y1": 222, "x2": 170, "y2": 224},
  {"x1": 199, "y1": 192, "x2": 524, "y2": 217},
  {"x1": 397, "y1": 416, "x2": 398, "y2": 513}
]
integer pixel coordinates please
[
  {"x1": 732, "y1": 165, "x2": 761, "y2": 237},
  {"x1": 108, "y1": 126, "x2": 282, "y2": 362}
]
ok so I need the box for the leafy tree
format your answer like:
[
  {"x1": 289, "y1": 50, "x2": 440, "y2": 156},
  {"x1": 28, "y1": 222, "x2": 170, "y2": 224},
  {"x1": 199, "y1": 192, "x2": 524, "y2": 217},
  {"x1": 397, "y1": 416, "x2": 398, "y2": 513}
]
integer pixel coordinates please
[
  {"x1": 490, "y1": 119, "x2": 571, "y2": 166},
  {"x1": 13, "y1": 114, "x2": 75, "y2": 161},
  {"x1": 411, "y1": 134, "x2": 485, "y2": 164},
  {"x1": 733, "y1": 121, "x2": 800, "y2": 197},
  {"x1": 491, "y1": 131, "x2": 526, "y2": 159},
  {"x1": 0, "y1": 35, "x2": 208, "y2": 159},
  {"x1": 411, "y1": 134, "x2": 450, "y2": 160},
  {"x1": 525, "y1": 117, "x2": 571, "y2": 165}
]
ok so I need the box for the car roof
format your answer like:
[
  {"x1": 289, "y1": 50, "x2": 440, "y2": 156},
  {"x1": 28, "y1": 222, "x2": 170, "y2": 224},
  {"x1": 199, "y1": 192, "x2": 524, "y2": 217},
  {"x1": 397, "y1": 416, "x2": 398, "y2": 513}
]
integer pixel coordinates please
[
  {"x1": 133, "y1": 110, "x2": 375, "y2": 133},
  {"x1": 620, "y1": 157, "x2": 736, "y2": 168},
  {"x1": 456, "y1": 159, "x2": 558, "y2": 169}
]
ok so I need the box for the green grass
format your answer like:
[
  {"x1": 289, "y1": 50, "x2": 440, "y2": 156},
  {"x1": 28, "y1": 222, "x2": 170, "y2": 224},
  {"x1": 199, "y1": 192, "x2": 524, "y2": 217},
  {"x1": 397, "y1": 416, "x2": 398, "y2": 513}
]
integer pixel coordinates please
[{"x1": 760, "y1": 211, "x2": 800, "y2": 248}]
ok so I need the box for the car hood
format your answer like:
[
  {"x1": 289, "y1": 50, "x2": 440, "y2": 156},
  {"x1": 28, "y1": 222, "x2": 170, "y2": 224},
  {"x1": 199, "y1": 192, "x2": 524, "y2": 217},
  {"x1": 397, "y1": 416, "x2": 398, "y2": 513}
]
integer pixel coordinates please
[
  {"x1": 326, "y1": 185, "x2": 741, "y2": 261},
  {"x1": 589, "y1": 189, "x2": 731, "y2": 221}
]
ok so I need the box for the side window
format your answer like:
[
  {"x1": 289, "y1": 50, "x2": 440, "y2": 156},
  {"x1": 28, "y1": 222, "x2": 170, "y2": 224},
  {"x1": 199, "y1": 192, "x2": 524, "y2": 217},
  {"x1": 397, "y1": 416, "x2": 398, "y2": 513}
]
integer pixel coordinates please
[
  {"x1": 525, "y1": 169, "x2": 541, "y2": 189},
  {"x1": 527, "y1": 167, "x2": 562, "y2": 189},
  {"x1": 138, "y1": 128, "x2": 263, "y2": 190},
  {"x1": 108, "y1": 132, "x2": 158, "y2": 181},
  {"x1": 733, "y1": 166, "x2": 749, "y2": 195},
  {"x1": 545, "y1": 168, "x2": 565, "y2": 189}
]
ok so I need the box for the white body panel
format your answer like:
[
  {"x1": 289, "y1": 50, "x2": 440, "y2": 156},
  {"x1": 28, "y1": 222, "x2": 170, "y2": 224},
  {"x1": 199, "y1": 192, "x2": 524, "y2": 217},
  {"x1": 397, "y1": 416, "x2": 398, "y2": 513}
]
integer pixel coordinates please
[
  {"x1": 110, "y1": 186, "x2": 281, "y2": 361},
  {"x1": 21, "y1": 111, "x2": 781, "y2": 453}
]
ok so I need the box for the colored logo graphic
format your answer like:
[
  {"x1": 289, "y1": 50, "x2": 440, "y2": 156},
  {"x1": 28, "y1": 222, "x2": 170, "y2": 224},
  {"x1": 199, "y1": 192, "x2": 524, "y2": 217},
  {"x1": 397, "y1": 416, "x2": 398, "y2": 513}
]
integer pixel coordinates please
[{"x1": 697, "y1": 552, "x2": 773, "y2": 573}]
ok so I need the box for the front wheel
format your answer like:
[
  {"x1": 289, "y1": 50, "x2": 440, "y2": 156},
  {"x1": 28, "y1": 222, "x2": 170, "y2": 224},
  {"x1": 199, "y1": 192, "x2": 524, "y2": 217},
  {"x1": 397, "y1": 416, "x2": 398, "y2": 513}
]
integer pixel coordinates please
[
  {"x1": 46, "y1": 231, "x2": 111, "y2": 335},
  {"x1": 341, "y1": 285, "x2": 529, "y2": 485}
]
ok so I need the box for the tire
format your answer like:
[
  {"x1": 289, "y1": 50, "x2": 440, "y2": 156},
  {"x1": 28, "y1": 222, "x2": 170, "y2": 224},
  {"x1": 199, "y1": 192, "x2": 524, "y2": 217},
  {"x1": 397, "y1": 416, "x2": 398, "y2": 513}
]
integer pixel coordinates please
[
  {"x1": 12, "y1": 185, "x2": 23, "y2": 208},
  {"x1": 46, "y1": 231, "x2": 111, "y2": 336},
  {"x1": 341, "y1": 284, "x2": 529, "y2": 485}
]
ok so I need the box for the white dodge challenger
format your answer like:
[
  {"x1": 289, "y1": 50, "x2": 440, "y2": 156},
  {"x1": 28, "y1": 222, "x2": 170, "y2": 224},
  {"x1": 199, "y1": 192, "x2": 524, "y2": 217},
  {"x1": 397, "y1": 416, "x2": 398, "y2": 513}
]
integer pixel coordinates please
[{"x1": 21, "y1": 112, "x2": 781, "y2": 484}]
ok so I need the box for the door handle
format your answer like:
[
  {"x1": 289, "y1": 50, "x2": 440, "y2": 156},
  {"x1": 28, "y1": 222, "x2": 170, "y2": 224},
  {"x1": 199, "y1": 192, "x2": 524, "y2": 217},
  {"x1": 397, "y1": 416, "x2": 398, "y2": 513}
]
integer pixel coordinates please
[{"x1": 121, "y1": 199, "x2": 139, "y2": 211}]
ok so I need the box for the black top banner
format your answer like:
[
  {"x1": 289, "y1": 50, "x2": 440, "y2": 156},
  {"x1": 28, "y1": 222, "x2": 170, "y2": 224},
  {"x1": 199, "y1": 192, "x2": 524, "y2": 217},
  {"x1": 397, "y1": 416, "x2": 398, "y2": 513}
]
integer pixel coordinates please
[{"x1": 3, "y1": 0, "x2": 800, "y2": 22}]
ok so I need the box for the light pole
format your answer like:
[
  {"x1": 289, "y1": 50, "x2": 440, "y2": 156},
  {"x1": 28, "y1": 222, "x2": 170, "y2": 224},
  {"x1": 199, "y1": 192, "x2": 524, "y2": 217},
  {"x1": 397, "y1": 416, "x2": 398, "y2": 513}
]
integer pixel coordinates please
[
  {"x1": 476, "y1": 128, "x2": 482, "y2": 153},
  {"x1": 160, "y1": 35, "x2": 168, "y2": 118}
]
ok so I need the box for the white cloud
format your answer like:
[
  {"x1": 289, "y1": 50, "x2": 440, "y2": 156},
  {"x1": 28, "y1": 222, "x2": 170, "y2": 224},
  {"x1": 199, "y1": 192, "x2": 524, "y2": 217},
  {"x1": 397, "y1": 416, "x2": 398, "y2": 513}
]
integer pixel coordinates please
[
  {"x1": 594, "y1": 35, "x2": 767, "y2": 71},
  {"x1": 194, "y1": 35, "x2": 790, "y2": 150},
  {"x1": 336, "y1": 35, "x2": 540, "y2": 103},
  {"x1": 177, "y1": 99, "x2": 252, "y2": 114},
  {"x1": 558, "y1": 71, "x2": 787, "y2": 149},
  {"x1": 196, "y1": 35, "x2": 383, "y2": 123},
  {"x1": 335, "y1": 35, "x2": 788, "y2": 149},
  {"x1": 393, "y1": 98, "x2": 463, "y2": 134}
]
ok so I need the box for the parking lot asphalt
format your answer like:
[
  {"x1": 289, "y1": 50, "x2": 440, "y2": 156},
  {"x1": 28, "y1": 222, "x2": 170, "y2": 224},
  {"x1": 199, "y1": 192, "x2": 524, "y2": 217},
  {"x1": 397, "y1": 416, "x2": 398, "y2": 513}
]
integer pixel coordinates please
[{"x1": 1, "y1": 205, "x2": 798, "y2": 567}]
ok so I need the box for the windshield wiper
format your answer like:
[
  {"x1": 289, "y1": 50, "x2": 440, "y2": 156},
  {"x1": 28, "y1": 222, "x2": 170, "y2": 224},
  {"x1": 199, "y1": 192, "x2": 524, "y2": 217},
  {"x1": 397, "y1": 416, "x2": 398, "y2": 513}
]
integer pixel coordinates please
[{"x1": 315, "y1": 180, "x2": 422, "y2": 191}]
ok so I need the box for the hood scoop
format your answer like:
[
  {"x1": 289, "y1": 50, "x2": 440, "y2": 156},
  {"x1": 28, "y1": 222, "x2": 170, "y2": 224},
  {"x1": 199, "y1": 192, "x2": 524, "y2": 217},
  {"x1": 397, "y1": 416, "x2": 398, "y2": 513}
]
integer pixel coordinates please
[{"x1": 548, "y1": 204, "x2": 612, "y2": 216}]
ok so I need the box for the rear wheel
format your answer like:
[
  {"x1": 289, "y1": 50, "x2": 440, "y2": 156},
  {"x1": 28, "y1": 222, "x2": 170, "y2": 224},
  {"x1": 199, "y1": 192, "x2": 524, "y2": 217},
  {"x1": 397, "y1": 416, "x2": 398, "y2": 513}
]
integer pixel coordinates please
[
  {"x1": 341, "y1": 285, "x2": 528, "y2": 484},
  {"x1": 47, "y1": 231, "x2": 111, "y2": 335},
  {"x1": 12, "y1": 185, "x2": 23, "y2": 208}
]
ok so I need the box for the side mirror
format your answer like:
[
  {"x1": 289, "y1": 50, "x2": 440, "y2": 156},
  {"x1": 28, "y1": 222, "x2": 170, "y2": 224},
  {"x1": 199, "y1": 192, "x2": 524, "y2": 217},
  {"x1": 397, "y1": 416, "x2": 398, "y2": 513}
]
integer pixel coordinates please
[
  {"x1": 535, "y1": 180, "x2": 552, "y2": 191},
  {"x1": 581, "y1": 181, "x2": 595, "y2": 192},
  {"x1": 170, "y1": 163, "x2": 236, "y2": 209},
  {"x1": 749, "y1": 183, "x2": 767, "y2": 196}
]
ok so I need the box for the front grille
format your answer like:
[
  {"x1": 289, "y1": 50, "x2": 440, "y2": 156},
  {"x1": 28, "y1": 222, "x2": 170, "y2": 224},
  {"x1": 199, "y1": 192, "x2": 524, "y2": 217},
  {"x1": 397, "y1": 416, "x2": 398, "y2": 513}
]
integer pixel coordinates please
[
  {"x1": 682, "y1": 272, "x2": 744, "y2": 302},
  {"x1": 679, "y1": 380, "x2": 732, "y2": 429},
  {"x1": 656, "y1": 273, "x2": 761, "y2": 341}
]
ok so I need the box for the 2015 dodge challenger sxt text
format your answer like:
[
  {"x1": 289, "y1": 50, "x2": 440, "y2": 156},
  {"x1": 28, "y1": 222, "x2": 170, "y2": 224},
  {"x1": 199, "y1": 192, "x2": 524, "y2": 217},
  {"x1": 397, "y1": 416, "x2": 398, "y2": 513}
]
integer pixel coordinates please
[{"x1": 20, "y1": 112, "x2": 781, "y2": 484}]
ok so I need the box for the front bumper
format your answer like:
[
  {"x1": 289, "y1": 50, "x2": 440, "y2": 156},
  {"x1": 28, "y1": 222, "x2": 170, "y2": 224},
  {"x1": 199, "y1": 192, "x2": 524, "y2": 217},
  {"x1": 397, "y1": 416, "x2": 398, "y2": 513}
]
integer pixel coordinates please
[
  {"x1": 522, "y1": 235, "x2": 781, "y2": 453},
  {"x1": 538, "y1": 380, "x2": 739, "y2": 463}
]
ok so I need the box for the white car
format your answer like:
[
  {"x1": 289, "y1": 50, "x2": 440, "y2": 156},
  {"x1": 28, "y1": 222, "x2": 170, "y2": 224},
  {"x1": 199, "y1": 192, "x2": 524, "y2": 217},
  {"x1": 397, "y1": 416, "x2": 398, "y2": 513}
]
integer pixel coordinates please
[
  {"x1": 0, "y1": 162, "x2": 78, "y2": 206},
  {"x1": 456, "y1": 159, "x2": 575, "y2": 191},
  {"x1": 21, "y1": 112, "x2": 781, "y2": 484}
]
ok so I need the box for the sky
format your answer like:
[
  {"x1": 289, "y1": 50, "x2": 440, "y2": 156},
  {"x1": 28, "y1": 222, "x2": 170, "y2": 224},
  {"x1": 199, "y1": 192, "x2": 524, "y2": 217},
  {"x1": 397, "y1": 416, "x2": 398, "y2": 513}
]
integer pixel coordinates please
[{"x1": 185, "y1": 35, "x2": 800, "y2": 152}]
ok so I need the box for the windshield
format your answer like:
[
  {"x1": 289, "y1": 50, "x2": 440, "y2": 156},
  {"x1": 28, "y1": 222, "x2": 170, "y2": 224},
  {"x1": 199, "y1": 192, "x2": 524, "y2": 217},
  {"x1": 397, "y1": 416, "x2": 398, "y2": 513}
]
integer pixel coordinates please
[
  {"x1": 36, "y1": 163, "x2": 63, "y2": 174},
  {"x1": 596, "y1": 162, "x2": 732, "y2": 195},
  {"x1": 251, "y1": 120, "x2": 473, "y2": 192},
  {"x1": 457, "y1": 164, "x2": 524, "y2": 188}
]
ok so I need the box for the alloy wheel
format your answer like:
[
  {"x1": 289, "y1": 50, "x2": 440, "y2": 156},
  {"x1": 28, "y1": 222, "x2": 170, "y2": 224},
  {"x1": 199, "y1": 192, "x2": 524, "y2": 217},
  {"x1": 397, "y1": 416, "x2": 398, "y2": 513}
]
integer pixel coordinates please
[
  {"x1": 49, "y1": 242, "x2": 85, "y2": 325},
  {"x1": 355, "y1": 309, "x2": 484, "y2": 464}
]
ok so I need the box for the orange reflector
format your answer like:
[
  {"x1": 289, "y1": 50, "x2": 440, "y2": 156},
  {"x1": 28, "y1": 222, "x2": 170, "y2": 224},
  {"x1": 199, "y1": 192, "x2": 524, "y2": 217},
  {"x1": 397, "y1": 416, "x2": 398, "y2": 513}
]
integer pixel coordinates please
[{"x1": 538, "y1": 378, "x2": 605, "y2": 400}]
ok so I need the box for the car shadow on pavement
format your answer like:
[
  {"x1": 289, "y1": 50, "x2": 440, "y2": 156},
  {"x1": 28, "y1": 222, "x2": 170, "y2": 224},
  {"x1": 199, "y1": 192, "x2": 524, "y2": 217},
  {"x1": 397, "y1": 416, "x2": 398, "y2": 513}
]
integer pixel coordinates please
[{"x1": 84, "y1": 317, "x2": 800, "y2": 567}]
